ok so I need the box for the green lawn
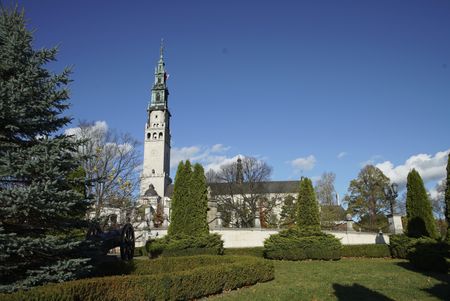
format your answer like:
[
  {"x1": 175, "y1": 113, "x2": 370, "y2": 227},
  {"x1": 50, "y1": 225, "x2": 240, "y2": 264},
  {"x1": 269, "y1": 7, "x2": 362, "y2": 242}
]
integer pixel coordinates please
[{"x1": 209, "y1": 258, "x2": 450, "y2": 301}]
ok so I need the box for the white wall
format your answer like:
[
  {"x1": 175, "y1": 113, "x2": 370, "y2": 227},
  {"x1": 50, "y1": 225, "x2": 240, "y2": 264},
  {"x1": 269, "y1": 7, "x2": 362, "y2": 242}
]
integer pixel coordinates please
[{"x1": 134, "y1": 228, "x2": 390, "y2": 248}]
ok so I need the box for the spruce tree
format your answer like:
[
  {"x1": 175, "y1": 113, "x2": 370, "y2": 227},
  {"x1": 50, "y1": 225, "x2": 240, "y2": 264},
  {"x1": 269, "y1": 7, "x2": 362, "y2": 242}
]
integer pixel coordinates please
[
  {"x1": 406, "y1": 169, "x2": 438, "y2": 239},
  {"x1": 296, "y1": 177, "x2": 320, "y2": 229},
  {"x1": 0, "y1": 7, "x2": 91, "y2": 292},
  {"x1": 445, "y1": 154, "x2": 450, "y2": 242},
  {"x1": 279, "y1": 195, "x2": 296, "y2": 227}
]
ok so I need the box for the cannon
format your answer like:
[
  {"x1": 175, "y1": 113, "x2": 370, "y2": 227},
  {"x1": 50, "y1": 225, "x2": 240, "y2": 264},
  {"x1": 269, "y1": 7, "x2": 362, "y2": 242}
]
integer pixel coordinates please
[{"x1": 86, "y1": 220, "x2": 135, "y2": 260}]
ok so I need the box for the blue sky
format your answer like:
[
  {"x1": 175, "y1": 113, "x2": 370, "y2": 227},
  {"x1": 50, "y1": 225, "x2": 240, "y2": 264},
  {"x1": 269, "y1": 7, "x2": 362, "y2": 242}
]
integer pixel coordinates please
[{"x1": 14, "y1": 0, "x2": 450, "y2": 199}]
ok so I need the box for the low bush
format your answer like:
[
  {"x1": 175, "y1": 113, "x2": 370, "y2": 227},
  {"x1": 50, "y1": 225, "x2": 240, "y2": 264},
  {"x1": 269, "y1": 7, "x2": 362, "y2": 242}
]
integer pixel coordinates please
[
  {"x1": 264, "y1": 228, "x2": 342, "y2": 261},
  {"x1": 225, "y1": 247, "x2": 264, "y2": 257},
  {"x1": 1, "y1": 255, "x2": 274, "y2": 301},
  {"x1": 407, "y1": 238, "x2": 449, "y2": 273},
  {"x1": 341, "y1": 244, "x2": 390, "y2": 258},
  {"x1": 146, "y1": 233, "x2": 224, "y2": 258},
  {"x1": 389, "y1": 234, "x2": 415, "y2": 259}
]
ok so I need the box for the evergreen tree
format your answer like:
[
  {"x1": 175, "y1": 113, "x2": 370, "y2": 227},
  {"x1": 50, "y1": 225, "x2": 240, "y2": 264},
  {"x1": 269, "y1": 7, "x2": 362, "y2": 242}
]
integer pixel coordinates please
[
  {"x1": 168, "y1": 161, "x2": 210, "y2": 236},
  {"x1": 190, "y1": 163, "x2": 209, "y2": 235},
  {"x1": 0, "y1": 7, "x2": 91, "y2": 292},
  {"x1": 279, "y1": 195, "x2": 296, "y2": 227},
  {"x1": 445, "y1": 154, "x2": 450, "y2": 242},
  {"x1": 167, "y1": 161, "x2": 186, "y2": 236},
  {"x1": 296, "y1": 177, "x2": 320, "y2": 228},
  {"x1": 406, "y1": 169, "x2": 438, "y2": 239}
]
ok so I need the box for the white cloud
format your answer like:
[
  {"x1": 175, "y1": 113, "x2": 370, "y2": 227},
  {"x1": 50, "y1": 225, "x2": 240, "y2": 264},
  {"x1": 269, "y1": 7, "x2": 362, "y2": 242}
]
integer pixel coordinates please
[
  {"x1": 170, "y1": 144, "x2": 242, "y2": 171},
  {"x1": 290, "y1": 155, "x2": 316, "y2": 172},
  {"x1": 210, "y1": 144, "x2": 230, "y2": 153},
  {"x1": 337, "y1": 152, "x2": 347, "y2": 159},
  {"x1": 376, "y1": 149, "x2": 449, "y2": 186},
  {"x1": 360, "y1": 155, "x2": 383, "y2": 167}
]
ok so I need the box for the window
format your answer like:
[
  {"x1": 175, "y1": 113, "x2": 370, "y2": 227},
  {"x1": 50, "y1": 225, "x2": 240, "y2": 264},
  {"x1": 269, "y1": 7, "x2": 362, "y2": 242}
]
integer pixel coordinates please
[
  {"x1": 153, "y1": 132, "x2": 157, "y2": 139},
  {"x1": 152, "y1": 169, "x2": 155, "y2": 174},
  {"x1": 159, "y1": 132, "x2": 163, "y2": 139},
  {"x1": 147, "y1": 133, "x2": 150, "y2": 139}
]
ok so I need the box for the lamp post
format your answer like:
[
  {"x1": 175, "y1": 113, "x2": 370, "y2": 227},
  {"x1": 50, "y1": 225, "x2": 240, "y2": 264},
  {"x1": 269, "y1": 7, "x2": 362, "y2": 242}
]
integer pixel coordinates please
[{"x1": 384, "y1": 183, "x2": 398, "y2": 216}]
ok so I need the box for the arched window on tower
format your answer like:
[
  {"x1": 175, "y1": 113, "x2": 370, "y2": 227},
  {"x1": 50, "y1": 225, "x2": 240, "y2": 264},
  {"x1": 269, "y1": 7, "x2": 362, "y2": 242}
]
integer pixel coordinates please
[
  {"x1": 156, "y1": 93, "x2": 160, "y2": 102},
  {"x1": 147, "y1": 133, "x2": 150, "y2": 139},
  {"x1": 152, "y1": 169, "x2": 155, "y2": 175},
  {"x1": 159, "y1": 132, "x2": 163, "y2": 139},
  {"x1": 153, "y1": 132, "x2": 157, "y2": 139}
]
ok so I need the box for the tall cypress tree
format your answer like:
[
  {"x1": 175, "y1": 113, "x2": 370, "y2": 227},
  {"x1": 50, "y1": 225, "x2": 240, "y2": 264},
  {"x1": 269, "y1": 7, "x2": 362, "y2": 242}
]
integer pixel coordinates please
[
  {"x1": 445, "y1": 154, "x2": 450, "y2": 242},
  {"x1": 0, "y1": 7, "x2": 91, "y2": 292},
  {"x1": 190, "y1": 163, "x2": 209, "y2": 235},
  {"x1": 296, "y1": 177, "x2": 320, "y2": 228},
  {"x1": 406, "y1": 169, "x2": 438, "y2": 239},
  {"x1": 167, "y1": 161, "x2": 186, "y2": 236}
]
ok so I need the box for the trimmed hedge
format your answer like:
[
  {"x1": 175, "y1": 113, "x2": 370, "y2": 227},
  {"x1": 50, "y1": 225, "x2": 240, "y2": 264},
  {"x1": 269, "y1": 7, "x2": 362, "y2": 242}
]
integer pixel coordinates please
[
  {"x1": 1, "y1": 255, "x2": 274, "y2": 301},
  {"x1": 146, "y1": 233, "x2": 224, "y2": 258},
  {"x1": 264, "y1": 227, "x2": 342, "y2": 261},
  {"x1": 341, "y1": 244, "x2": 390, "y2": 258},
  {"x1": 225, "y1": 247, "x2": 264, "y2": 258}
]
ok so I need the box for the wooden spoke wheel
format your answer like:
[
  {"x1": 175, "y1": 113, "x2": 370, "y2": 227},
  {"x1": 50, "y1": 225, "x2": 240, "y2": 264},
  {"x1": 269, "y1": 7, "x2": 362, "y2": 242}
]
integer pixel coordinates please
[{"x1": 120, "y1": 223, "x2": 135, "y2": 260}]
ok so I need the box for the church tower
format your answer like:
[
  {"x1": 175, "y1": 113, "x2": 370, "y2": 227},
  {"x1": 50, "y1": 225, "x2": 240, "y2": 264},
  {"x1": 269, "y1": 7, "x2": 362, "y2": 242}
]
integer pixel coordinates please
[{"x1": 140, "y1": 42, "x2": 171, "y2": 199}]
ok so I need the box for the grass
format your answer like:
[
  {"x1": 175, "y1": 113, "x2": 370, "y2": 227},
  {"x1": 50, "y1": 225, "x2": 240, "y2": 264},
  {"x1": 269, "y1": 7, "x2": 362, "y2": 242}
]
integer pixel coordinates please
[{"x1": 209, "y1": 258, "x2": 450, "y2": 301}]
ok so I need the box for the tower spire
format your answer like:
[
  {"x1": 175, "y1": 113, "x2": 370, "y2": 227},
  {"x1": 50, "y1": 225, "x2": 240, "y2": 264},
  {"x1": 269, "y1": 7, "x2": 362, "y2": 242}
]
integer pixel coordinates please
[{"x1": 160, "y1": 38, "x2": 164, "y2": 60}]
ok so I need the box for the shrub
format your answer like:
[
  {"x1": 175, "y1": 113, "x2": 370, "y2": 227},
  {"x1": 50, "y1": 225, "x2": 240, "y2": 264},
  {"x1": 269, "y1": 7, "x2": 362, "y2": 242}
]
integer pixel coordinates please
[
  {"x1": 341, "y1": 244, "x2": 390, "y2": 258},
  {"x1": 389, "y1": 234, "x2": 415, "y2": 259},
  {"x1": 225, "y1": 247, "x2": 264, "y2": 257},
  {"x1": 407, "y1": 238, "x2": 449, "y2": 273},
  {"x1": 1, "y1": 256, "x2": 274, "y2": 301},
  {"x1": 146, "y1": 233, "x2": 224, "y2": 258},
  {"x1": 264, "y1": 228, "x2": 342, "y2": 261}
]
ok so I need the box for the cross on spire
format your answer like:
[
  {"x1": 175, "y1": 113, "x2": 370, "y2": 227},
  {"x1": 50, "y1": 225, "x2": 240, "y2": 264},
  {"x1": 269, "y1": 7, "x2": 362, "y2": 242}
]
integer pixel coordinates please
[{"x1": 160, "y1": 38, "x2": 164, "y2": 59}]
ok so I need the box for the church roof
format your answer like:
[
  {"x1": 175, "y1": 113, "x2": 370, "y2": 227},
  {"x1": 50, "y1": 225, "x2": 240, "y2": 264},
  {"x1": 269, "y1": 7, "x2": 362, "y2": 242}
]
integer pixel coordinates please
[{"x1": 165, "y1": 180, "x2": 300, "y2": 198}]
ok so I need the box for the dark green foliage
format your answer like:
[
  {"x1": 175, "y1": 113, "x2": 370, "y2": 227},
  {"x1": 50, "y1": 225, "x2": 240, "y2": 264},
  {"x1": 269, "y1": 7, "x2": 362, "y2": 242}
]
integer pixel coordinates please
[
  {"x1": 296, "y1": 177, "x2": 320, "y2": 228},
  {"x1": 445, "y1": 154, "x2": 450, "y2": 242},
  {"x1": 225, "y1": 247, "x2": 264, "y2": 257},
  {"x1": 389, "y1": 234, "x2": 416, "y2": 259},
  {"x1": 406, "y1": 169, "x2": 438, "y2": 239},
  {"x1": 190, "y1": 163, "x2": 209, "y2": 235},
  {"x1": 167, "y1": 161, "x2": 188, "y2": 236},
  {"x1": 279, "y1": 195, "x2": 296, "y2": 228},
  {"x1": 320, "y1": 205, "x2": 346, "y2": 230},
  {"x1": 0, "y1": 7, "x2": 91, "y2": 292},
  {"x1": 146, "y1": 233, "x2": 224, "y2": 258},
  {"x1": 264, "y1": 227, "x2": 342, "y2": 261},
  {"x1": 341, "y1": 244, "x2": 390, "y2": 258},
  {"x1": 1, "y1": 256, "x2": 274, "y2": 301},
  {"x1": 407, "y1": 238, "x2": 449, "y2": 273},
  {"x1": 168, "y1": 161, "x2": 209, "y2": 236}
]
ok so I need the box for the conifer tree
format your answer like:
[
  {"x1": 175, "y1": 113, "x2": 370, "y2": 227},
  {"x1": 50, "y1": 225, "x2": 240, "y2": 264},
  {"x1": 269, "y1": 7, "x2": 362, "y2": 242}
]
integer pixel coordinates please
[
  {"x1": 168, "y1": 161, "x2": 186, "y2": 236},
  {"x1": 296, "y1": 177, "x2": 320, "y2": 228},
  {"x1": 406, "y1": 169, "x2": 438, "y2": 239},
  {"x1": 445, "y1": 154, "x2": 450, "y2": 242},
  {"x1": 0, "y1": 7, "x2": 91, "y2": 292},
  {"x1": 190, "y1": 163, "x2": 209, "y2": 235}
]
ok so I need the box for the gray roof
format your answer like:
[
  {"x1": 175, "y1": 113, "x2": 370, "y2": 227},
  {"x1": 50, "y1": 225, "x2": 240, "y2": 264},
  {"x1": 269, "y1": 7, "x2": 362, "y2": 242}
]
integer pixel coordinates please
[{"x1": 165, "y1": 180, "x2": 299, "y2": 198}]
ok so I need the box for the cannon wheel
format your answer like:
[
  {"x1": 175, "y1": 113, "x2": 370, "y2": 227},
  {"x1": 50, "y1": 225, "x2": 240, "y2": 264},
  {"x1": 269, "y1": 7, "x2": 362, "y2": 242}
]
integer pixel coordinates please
[
  {"x1": 86, "y1": 223, "x2": 102, "y2": 240},
  {"x1": 120, "y1": 223, "x2": 135, "y2": 260}
]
